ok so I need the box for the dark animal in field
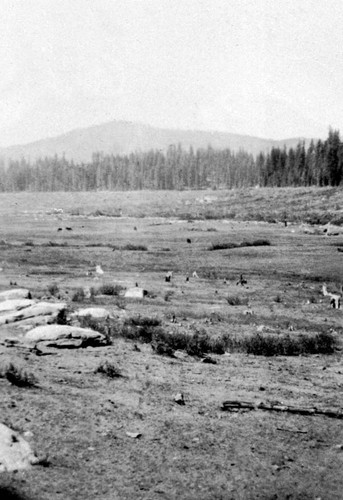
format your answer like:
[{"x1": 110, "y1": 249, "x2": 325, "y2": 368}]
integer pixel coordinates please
[
  {"x1": 65, "y1": 227, "x2": 73, "y2": 231},
  {"x1": 237, "y1": 274, "x2": 247, "y2": 286},
  {"x1": 187, "y1": 238, "x2": 192, "y2": 244},
  {"x1": 57, "y1": 228, "x2": 63, "y2": 231}
]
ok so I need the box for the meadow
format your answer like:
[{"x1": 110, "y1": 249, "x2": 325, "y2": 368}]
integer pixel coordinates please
[{"x1": 0, "y1": 187, "x2": 343, "y2": 500}]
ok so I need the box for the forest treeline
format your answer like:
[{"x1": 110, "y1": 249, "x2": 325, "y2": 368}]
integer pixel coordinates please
[{"x1": 0, "y1": 129, "x2": 342, "y2": 191}]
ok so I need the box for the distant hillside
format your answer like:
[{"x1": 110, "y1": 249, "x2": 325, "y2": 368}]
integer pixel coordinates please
[{"x1": 0, "y1": 120, "x2": 313, "y2": 163}]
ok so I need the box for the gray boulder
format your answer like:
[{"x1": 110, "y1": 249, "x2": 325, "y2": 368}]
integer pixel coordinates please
[
  {"x1": 24, "y1": 324, "x2": 107, "y2": 348},
  {"x1": 0, "y1": 423, "x2": 39, "y2": 472},
  {"x1": 0, "y1": 289, "x2": 31, "y2": 302}
]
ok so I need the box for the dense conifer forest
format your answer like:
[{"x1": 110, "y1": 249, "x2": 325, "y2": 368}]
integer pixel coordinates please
[{"x1": 0, "y1": 129, "x2": 342, "y2": 191}]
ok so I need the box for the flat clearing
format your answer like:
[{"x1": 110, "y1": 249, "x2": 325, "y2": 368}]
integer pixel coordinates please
[{"x1": 0, "y1": 188, "x2": 343, "y2": 500}]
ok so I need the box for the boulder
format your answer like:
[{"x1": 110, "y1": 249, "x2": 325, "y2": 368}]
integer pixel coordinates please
[
  {"x1": 24, "y1": 325, "x2": 107, "y2": 348},
  {"x1": 0, "y1": 423, "x2": 39, "y2": 472},
  {"x1": 72, "y1": 307, "x2": 111, "y2": 320},
  {"x1": 0, "y1": 302, "x2": 67, "y2": 325},
  {"x1": 0, "y1": 289, "x2": 31, "y2": 302},
  {"x1": 124, "y1": 287, "x2": 147, "y2": 299},
  {"x1": 0, "y1": 299, "x2": 35, "y2": 313}
]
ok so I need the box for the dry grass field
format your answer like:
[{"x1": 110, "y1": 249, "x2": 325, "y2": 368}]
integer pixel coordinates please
[{"x1": 0, "y1": 187, "x2": 343, "y2": 500}]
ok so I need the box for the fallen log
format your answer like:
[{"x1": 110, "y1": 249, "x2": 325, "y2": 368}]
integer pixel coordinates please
[{"x1": 221, "y1": 400, "x2": 343, "y2": 420}]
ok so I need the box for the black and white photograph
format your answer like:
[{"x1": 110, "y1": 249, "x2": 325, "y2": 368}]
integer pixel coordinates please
[{"x1": 0, "y1": 1, "x2": 343, "y2": 499}]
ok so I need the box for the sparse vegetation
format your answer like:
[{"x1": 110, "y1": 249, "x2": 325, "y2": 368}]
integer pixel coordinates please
[
  {"x1": 227, "y1": 295, "x2": 249, "y2": 306},
  {"x1": 210, "y1": 239, "x2": 271, "y2": 250},
  {"x1": 94, "y1": 284, "x2": 125, "y2": 296},
  {"x1": 71, "y1": 287, "x2": 86, "y2": 302},
  {"x1": 95, "y1": 361, "x2": 123, "y2": 378},
  {"x1": 47, "y1": 283, "x2": 59, "y2": 296},
  {"x1": 225, "y1": 331, "x2": 337, "y2": 356},
  {"x1": 1, "y1": 363, "x2": 37, "y2": 388},
  {"x1": 112, "y1": 243, "x2": 148, "y2": 251}
]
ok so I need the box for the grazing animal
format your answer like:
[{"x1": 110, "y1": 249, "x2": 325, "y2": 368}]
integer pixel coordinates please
[
  {"x1": 65, "y1": 227, "x2": 73, "y2": 231},
  {"x1": 57, "y1": 228, "x2": 63, "y2": 231},
  {"x1": 322, "y1": 283, "x2": 341, "y2": 309},
  {"x1": 236, "y1": 274, "x2": 247, "y2": 286},
  {"x1": 192, "y1": 271, "x2": 199, "y2": 278},
  {"x1": 187, "y1": 238, "x2": 192, "y2": 244}
]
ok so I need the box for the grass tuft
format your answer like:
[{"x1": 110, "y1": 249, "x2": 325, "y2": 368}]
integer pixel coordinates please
[
  {"x1": 95, "y1": 361, "x2": 123, "y2": 378},
  {"x1": 227, "y1": 295, "x2": 249, "y2": 306}
]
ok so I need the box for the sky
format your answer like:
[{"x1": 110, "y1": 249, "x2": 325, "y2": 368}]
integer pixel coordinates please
[{"x1": 0, "y1": 0, "x2": 343, "y2": 146}]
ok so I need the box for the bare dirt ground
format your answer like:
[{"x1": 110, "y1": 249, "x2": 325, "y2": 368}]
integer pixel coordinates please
[{"x1": 0, "y1": 189, "x2": 343, "y2": 500}]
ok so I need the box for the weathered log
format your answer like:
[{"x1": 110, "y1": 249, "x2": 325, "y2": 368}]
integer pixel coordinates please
[{"x1": 221, "y1": 400, "x2": 343, "y2": 419}]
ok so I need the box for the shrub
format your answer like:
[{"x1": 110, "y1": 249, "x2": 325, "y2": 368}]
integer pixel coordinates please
[
  {"x1": 72, "y1": 287, "x2": 86, "y2": 302},
  {"x1": 250, "y1": 239, "x2": 271, "y2": 247},
  {"x1": 122, "y1": 243, "x2": 147, "y2": 251},
  {"x1": 152, "y1": 340, "x2": 175, "y2": 357},
  {"x1": 227, "y1": 295, "x2": 248, "y2": 306},
  {"x1": 95, "y1": 361, "x2": 122, "y2": 378},
  {"x1": 2, "y1": 363, "x2": 37, "y2": 388},
  {"x1": 96, "y1": 284, "x2": 125, "y2": 296},
  {"x1": 78, "y1": 315, "x2": 111, "y2": 336},
  {"x1": 47, "y1": 283, "x2": 59, "y2": 296},
  {"x1": 230, "y1": 331, "x2": 337, "y2": 356},
  {"x1": 210, "y1": 242, "x2": 238, "y2": 251},
  {"x1": 55, "y1": 308, "x2": 69, "y2": 325}
]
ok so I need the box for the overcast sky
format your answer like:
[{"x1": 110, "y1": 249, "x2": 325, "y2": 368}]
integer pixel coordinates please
[{"x1": 0, "y1": 0, "x2": 342, "y2": 146}]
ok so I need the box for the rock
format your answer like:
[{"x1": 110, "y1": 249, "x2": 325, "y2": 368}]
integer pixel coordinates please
[
  {"x1": 0, "y1": 289, "x2": 31, "y2": 302},
  {"x1": 0, "y1": 299, "x2": 35, "y2": 313},
  {"x1": 24, "y1": 325, "x2": 107, "y2": 348},
  {"x1": 126, "y1": 431, "x2": 142, "y2": 439},
  {"x1": 124, "y1": 288, "x2": 147, "y2": 299},
  {"x1": 0, "y1": 422, "x2": 39, "y2": 472},
  {"x1": 174, "y1": 393, "x2": 185, "y2": 405},
  {"x1": 72, "y1": 307, "x2": 111, "y2": 320},
  {"x1": 0, "y1": 302, "x2": 67, "y2": 325}
]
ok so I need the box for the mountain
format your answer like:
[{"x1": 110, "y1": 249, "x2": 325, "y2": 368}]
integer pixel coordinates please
[{"x1": 0, "y1": 120, "x2": 313, "y2": 163}]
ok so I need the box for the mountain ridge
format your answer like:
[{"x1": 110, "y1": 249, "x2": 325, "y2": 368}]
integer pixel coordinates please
[{"x1": 0, "y1": 120, "x2": 314, "y2": 163}]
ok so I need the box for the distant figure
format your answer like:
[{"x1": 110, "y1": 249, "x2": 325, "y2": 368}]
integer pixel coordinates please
[
  {"x1": 57, "y1": 228, "x2": 63, "y2": 232},
  {"x1": 65, "y1": 227, "x2": 73, "y2": 231},
  {"x1": 135, "y1": 282, "x2": 138, "y2": 287},
  {"x1": 134, "y1": 226, "x2": 137, "y2": 231},
  {"x1": 186, "y1": 276, "x2": 189, "y2": 282},
  {"x1": 192, "y1": 271, "x2": 199, "y2": 278},
  {"x1": 236, "y1": 274, "x2": 247, "y2": 286},
  {"x1": 187, "y1": 238, "x2": 192, "y2": 244},
  {"x1": 284, "y1": 220, "x2": 288, "y2": 227}
]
